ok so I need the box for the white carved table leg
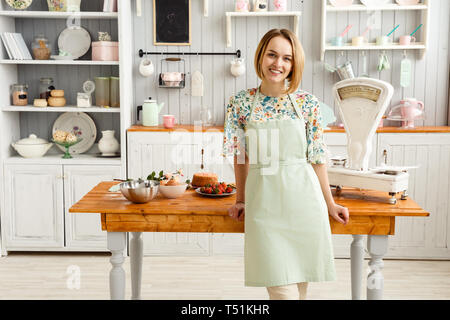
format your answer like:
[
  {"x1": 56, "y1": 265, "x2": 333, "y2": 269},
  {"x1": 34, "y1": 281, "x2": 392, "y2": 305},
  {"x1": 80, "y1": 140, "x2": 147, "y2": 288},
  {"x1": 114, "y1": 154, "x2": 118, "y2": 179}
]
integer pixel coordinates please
[
  {"x1": 130, "y1": 232, "x2": 143, "y2": 300},
  {"x1": 366, "y1": 235, "x2": 389, "y2": 300},
  {"x1": 107, "y1": 232, "x2": 127, "y2": 300},
  {"x1": 350, "y1": 235, "x2": 365, "y2": 300}
]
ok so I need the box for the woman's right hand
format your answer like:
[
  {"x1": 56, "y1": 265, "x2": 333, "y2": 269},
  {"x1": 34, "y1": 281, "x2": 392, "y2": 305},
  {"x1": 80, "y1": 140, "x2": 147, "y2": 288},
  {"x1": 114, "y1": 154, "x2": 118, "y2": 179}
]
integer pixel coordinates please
[{"x1": 228, "y1": 202, "x2": 245, "y2": 222}]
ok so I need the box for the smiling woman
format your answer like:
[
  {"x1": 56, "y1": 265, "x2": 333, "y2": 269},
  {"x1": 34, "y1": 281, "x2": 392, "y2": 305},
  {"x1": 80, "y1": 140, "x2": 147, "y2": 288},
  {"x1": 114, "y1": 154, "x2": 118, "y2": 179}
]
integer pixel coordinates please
[{"x1": 223, "y1": 28, "x2": 349, "y2": 301}]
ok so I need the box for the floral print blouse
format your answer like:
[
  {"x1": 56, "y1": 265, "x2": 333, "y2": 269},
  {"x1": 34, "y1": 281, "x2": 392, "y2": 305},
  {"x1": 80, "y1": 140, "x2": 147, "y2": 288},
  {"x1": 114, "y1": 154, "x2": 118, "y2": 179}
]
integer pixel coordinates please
[{"x1": 222, "y1": 88, "x2": 327, "y2": 164}]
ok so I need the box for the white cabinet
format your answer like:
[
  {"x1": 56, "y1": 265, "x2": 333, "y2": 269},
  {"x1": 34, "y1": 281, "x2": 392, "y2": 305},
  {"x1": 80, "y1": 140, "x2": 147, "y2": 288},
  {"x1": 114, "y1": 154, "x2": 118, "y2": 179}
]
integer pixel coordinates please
[
  {"x1": 1, "y1": 164, "x2": 120, "y2": 254},
  {"x1": 64, "y1": 165, "x2": 121, "y2": 250},
  {"x1": 378, "y1": 133, "x2": 450, "y2": 259},
  {"x1": 3, "y1": 164, "x2": 64, "y2": 249}
]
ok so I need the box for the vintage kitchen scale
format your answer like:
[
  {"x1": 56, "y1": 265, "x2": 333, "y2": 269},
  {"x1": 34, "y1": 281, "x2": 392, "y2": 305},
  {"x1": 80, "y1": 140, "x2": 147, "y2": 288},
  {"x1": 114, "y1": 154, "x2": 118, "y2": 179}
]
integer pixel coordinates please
[{"x1": 328, "y1": 78, "x2": 411, "y2": 204}]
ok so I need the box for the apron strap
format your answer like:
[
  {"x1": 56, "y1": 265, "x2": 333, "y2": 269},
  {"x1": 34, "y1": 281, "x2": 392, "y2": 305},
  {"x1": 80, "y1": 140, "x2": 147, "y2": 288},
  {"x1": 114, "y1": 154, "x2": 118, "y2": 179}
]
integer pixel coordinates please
[{"x1": 288, "y1": 93, "x2": 305, "y2": 122}]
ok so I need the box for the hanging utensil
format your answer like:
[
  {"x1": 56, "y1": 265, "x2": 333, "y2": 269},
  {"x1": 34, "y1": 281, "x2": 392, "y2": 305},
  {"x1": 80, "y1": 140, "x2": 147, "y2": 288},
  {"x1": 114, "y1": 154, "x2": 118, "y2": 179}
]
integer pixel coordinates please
[{"x1": 400, "y1": 51, "x2": 412, "y2": 88}]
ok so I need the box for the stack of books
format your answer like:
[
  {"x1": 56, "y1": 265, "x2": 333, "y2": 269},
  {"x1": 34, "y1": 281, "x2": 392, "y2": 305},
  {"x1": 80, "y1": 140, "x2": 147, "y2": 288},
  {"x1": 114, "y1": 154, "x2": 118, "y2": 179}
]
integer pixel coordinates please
[{"x1": 1, "y1": 32, "x2": 33, "y2": 60}]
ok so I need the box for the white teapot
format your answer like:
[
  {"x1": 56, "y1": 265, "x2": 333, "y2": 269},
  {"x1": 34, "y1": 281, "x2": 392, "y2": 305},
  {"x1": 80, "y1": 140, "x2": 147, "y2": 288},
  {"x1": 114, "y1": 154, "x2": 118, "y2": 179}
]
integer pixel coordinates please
[{"x1": 230, "y1": 58, "x2": 246, "y2": 77}]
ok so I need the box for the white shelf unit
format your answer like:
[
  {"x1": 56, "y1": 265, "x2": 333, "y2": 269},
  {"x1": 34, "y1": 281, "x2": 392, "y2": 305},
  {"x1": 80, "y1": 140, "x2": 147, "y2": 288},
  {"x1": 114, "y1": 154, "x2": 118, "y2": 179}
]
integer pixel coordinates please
[
  {"x1": 225, "y1": 11, "x2": 302, "y2": 48},
  {"x1": 0, "y1": 59, "x2": 119, "y2": 65},
  {"x1": 320, "y1": 0, "x2": 430, "y2": 61},
  {"x1": 2, "y1": 105, "x2": 121, "y2": 112},
  {"x1": 0, "y1": 10, "x2": 118, "y2": 19},
  {"x1": 0, "y1": 1, "x2": 134, "y2": 255}
]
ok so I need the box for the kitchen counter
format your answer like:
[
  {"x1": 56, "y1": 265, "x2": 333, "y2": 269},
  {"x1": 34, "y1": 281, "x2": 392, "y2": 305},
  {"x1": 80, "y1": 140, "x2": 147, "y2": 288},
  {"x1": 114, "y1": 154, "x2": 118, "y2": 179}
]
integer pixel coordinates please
[{"x1": 128, "y1": 125, "x2": 450, "y2": 133}]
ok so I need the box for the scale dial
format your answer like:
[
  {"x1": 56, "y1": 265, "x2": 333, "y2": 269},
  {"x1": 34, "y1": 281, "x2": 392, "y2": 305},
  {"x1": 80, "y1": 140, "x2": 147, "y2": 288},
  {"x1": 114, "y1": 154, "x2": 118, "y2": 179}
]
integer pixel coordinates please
[{"x1": 338, "y1": 85, "x2": 381, "y2": 102}]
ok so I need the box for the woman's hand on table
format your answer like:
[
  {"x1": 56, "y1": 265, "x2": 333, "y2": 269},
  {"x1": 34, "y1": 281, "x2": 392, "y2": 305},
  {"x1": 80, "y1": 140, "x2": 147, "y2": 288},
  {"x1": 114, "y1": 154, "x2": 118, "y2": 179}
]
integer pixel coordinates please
[
  {"x1": 228, "y1": 202, "x2": 245, "y2": 222},
  {"x1": 328, "y1": 203, "x2": 349, "y2": 225}
]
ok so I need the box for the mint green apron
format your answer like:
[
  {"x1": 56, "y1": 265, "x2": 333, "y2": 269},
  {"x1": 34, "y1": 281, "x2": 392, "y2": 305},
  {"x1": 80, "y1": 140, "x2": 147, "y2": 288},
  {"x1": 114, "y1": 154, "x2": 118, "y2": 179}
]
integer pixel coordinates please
[{"x1": 244, "y1": 89, "x2": 336, "y2": 287}]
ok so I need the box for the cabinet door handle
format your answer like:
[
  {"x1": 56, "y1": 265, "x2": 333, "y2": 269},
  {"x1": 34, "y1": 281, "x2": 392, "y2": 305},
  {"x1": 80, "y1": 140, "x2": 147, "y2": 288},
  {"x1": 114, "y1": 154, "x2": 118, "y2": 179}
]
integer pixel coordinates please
[{"x1": 383, "y1": 149, "x2": 388, "y2": 165}]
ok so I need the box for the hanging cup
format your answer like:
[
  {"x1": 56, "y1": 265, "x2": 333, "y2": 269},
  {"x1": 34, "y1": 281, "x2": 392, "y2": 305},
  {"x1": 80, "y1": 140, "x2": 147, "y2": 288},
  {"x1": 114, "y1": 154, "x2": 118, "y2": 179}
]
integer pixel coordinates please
[{"x1": 139, "y1": 57, "x2": 154, "y2": 77}]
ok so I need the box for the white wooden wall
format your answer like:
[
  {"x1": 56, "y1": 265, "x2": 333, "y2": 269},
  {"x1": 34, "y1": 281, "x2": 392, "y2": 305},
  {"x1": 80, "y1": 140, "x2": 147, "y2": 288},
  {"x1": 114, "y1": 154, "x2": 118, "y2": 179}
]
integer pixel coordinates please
[{"x1": 132, "y1": 0, "x2": 450, "y2": 127}]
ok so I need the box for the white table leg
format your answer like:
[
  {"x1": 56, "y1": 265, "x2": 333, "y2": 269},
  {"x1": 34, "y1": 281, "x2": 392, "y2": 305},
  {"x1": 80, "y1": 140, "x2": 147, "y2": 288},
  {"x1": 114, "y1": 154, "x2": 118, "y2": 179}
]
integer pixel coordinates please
[
  {"x1": 107, "y1": 232, "x2": 127, "y2": 300},
  {"x1": 350, "y1": 235, "x2": 365, "y2": 300},
  {"x1": 130, "y1": 232, "x2": 143, "y2": 300},
  {"x1": 367, "y1": 235, "x2": 389, "y2": 300}
]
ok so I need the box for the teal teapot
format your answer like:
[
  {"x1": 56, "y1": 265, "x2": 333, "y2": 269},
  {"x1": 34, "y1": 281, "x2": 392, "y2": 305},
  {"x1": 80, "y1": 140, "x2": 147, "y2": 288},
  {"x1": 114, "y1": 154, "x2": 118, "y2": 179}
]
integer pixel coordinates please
[{"x1": 137, "y1": 98, "x2": 165, "y2": 126}]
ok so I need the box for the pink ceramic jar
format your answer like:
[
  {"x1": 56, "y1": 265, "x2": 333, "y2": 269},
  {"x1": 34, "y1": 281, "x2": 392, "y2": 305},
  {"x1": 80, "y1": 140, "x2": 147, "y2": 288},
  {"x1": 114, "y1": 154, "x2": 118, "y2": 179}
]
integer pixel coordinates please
[{"x1": 92, "y1": 41, "x2": 119, "y2": 61}]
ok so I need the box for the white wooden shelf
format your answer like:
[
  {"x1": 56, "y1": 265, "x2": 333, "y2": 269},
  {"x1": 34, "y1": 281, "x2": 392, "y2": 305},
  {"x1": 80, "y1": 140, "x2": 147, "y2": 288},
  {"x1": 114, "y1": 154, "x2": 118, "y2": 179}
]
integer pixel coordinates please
[
  {"x1": 320, "y1": 0, "x2": 430, "y2": 61},
  {"x1": 324, "y1": 42, "x2": 426, "y2": 51},
  {"x1": 0, "y1": 11, "x2": 118, "y2": 19},
  {"x1": 225, "y1": 11, "x2": 302, "y2": 47},
  {"x1": 2, "y1": 105, "x2": 121, "y2": 113},
  {"x1": 326, "y1": 4, "x2": 428, "y2": 12},
  {"x1": 5, "y1": 154, "x2": 121, "y2": 165},
  {"x1": 0, "y1": 59, "x2": 119, "y2": 65}
]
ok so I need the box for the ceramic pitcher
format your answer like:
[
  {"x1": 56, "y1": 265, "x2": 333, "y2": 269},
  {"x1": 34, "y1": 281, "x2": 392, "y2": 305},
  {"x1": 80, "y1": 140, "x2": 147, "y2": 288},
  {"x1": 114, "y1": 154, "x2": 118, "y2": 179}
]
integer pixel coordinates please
[{"x1": 98, "y1": 130, "x2": 120, "y2": 156}]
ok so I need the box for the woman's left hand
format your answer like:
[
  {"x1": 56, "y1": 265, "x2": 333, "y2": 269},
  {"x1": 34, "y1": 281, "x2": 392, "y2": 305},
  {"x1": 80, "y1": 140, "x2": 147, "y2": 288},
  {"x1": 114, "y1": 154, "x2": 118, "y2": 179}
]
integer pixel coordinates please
[{"x1": 328, "y1": 203, "x2": 349, "y2": 225}]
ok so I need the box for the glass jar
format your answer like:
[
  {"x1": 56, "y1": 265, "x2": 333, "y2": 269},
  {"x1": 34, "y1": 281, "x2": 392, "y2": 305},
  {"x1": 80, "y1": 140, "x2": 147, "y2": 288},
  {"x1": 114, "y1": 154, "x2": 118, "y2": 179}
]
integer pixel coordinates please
[
  {"x1": 11, "y1": 84, "x2": 28, "y2": 106},
  {"x1": 32, "y1": 35, "x2": 51, "y2": 60},
  {"x1": 39, "y1": 78, "x2": 55, "y2": 100},
  {"x1": 110, "y1": 76, "x2": 120, "y2": 108},
  {"x1": 94, "y1": 77, "x2": 110, "y2": 107}
]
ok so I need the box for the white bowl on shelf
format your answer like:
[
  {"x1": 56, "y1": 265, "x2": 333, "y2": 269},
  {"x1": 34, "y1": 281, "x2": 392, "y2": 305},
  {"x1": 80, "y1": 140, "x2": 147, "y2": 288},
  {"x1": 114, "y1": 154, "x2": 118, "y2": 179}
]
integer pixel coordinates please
[
  {"x1": 11, "y1": 134, "x2": 53, "y2": 158},
  {"x1": 159, "y1": 183, "x2": 188, "y2": 199}
]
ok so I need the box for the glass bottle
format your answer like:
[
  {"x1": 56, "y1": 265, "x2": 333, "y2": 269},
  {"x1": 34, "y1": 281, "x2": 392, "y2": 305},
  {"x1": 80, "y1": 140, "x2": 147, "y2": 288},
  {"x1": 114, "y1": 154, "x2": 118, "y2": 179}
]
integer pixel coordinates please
[
  {"x1": 32, "y1": 35, "x2": 51, "y2": 60},
  {"x1": 39, "y1": 78, "x2": 55, "y2": 100}
]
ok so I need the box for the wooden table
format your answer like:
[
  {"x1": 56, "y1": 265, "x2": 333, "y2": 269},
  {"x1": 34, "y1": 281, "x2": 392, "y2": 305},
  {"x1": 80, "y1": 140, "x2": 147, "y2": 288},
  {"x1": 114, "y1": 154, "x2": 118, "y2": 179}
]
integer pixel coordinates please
[{"x1": 69, "y1": 181, "x2": 429, "y2": 300}]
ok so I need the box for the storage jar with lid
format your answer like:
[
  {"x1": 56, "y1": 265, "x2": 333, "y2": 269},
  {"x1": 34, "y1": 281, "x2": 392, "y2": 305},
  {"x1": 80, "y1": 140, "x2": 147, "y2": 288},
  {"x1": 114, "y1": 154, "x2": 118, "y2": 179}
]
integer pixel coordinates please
[
  {"x1": 11, "y1": 84, "x2": 28, "y2": 106},
  {"x1": 39, "y1": 77, "x2": 55, "y2": 100},
  {"x1": 110, "y1": 76, "x2": 120, "y2": 108},
  {"x1": 32, "y1": 35, "x2": 51, "y2": 60},
  {"x1": 92, "y1": 41, "x2": 119, "y2": 61},
  {"x1": 94, "y1": 77, "x2": 110, "y2": 107}
]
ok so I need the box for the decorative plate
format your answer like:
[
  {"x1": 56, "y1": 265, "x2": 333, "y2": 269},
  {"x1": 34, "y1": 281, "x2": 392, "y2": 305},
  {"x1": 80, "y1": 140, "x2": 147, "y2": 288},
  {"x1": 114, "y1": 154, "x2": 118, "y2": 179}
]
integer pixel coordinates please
[
  {"x1": 195, "y1": 187, "x2": 236, "y2": 198},
  {"x1": 52, "y1": 112, "x2": 97, "y2": 154},
  {"x1": 6, "y1": 0, "x2": 33, "y2": 10},
  {"x1": 50, "y1": 55, "x2": 74, "y2": 60},
  {"x1": 57, "y1": 26, "x2": 91, "y2": 60},
  {"x1": 395, "y1": 0, "x2": 420, "y2": 5}
]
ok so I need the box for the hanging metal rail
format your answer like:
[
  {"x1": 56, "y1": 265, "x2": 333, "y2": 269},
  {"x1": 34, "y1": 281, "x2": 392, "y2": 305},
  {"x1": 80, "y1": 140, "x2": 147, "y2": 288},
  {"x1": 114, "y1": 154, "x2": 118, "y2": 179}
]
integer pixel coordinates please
[{"x1": 138, "y1": 49, "x2": 241, "y2": 58}]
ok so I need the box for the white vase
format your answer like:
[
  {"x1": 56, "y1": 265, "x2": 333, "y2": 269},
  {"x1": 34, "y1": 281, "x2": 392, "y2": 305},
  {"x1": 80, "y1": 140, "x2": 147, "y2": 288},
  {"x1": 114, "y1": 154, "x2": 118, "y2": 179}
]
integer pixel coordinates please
[{"x1": 98, "y1": 130, "x2": 119, "y2": 156}]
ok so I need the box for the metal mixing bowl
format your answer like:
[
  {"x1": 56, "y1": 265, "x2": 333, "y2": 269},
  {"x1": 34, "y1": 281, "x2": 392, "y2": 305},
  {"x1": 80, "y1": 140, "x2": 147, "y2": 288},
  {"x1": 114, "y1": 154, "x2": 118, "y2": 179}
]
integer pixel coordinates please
[{"x1": 119, "y1": 180, "x2": 159, "y2": 204}]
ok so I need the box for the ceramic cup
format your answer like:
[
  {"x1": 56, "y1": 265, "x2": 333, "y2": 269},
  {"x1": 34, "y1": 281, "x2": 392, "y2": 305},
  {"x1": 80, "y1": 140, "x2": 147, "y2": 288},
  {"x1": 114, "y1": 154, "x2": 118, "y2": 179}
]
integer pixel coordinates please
[
  {"x1": 376, "y1": 36, "x2": 392, "y2": 46},
  {"x1": 139, "y1": 58, "x2": 154, "y2": 77},
  {"x1": 163, "y1": 115, "x2": 176, "y2": 129},
  {"x1": 399, "y1": 35, "x2": 416, "y2": 45},
  {"x1": 331, "y1": 36, "x2": 344, "y2": 46},
  {"x1": 351, "y1": 36, "x2": 366, "y2": 46}
]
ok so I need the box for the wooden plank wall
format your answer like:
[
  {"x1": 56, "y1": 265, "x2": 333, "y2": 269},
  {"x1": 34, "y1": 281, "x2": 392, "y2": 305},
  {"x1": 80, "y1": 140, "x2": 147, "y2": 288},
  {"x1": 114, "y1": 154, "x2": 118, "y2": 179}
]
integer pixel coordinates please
[{"x1": 132, "y1": 0, "x2": 449, "y2": 127}]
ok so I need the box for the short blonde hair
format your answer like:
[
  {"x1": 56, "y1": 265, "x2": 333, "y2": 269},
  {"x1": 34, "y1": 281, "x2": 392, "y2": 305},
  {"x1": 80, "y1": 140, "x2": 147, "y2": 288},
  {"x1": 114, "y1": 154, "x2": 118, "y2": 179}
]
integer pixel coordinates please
[{"x1": 254, "y1": 29, "x2": 305, "y2": 95}]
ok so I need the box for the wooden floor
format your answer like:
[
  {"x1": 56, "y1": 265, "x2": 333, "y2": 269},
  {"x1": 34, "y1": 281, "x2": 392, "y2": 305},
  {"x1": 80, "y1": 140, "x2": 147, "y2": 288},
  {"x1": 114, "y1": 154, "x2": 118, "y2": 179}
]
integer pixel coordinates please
[{"x1": 0, "y1": 253, "x2": 449, "y2": 300}]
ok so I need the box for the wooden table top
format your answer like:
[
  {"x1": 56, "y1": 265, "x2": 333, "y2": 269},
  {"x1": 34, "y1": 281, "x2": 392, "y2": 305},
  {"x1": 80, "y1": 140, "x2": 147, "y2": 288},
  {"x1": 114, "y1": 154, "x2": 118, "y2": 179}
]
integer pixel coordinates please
[
  {"x1": 69, "y1": 182, "x2": 429, "y2": 235},
  {"x1": 70, "y1": 181, "x2": 429, "y2": 217}
]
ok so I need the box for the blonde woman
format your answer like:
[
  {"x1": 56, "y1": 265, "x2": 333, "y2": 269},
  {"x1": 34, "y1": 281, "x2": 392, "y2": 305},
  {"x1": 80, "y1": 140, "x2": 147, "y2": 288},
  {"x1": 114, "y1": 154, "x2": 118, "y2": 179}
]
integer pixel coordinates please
[{"x1": 223, "y1": 29, "x2": 349, "y2": 300}]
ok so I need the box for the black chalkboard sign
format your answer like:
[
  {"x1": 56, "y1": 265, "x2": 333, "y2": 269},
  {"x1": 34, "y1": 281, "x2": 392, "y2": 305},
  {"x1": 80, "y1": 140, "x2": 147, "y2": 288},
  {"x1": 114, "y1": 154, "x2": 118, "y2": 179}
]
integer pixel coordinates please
[{"x1": 153, "y1": 0, "x2": 191, "y2": 46}]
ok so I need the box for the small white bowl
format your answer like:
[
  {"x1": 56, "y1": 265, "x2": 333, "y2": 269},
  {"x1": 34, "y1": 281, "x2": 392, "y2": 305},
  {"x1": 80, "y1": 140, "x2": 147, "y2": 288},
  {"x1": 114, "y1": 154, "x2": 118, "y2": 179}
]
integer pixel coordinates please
[{"x1": 159, "y1": 183, "x2": 188, "y2": 199}]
